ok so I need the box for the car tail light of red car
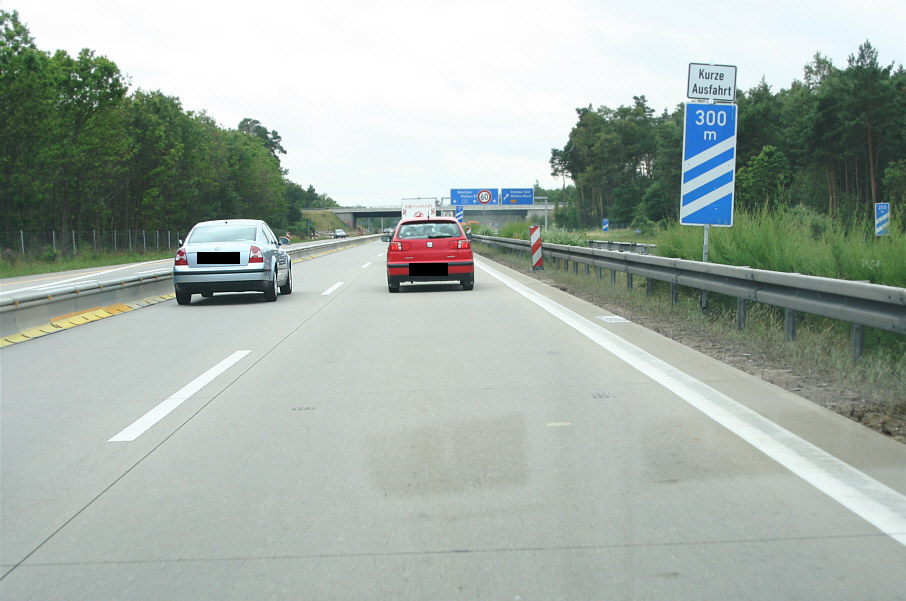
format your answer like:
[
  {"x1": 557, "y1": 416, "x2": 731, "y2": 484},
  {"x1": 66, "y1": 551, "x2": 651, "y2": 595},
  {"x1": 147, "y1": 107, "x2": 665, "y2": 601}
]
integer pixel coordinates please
[
  {"x1": 392, "y1": 241, "x2": 412, "y2": 251},
  {"x1": 449, "y1": 239, "x2": 470, "y2": 249}
]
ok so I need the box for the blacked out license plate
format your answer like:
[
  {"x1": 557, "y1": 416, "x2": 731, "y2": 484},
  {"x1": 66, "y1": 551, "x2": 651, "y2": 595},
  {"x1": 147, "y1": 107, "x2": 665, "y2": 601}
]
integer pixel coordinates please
[
  {"x1": 197, "y1": 252, "x2": 240, "y2": 265},
  {"x1": 409, "y1": 263, "x2": 447, "y2": 276}
]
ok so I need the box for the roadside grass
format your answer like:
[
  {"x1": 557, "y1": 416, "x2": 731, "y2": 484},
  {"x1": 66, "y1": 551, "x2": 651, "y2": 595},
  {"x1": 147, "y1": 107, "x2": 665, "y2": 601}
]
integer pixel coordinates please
[
  {"x1": 475, "y1": 242, "x2": 906, "y2": 440},
  {"x1": 657, "y1": 206, "x2": 905, "y2": 287},
  {"x1": 0, "y1": 249, "x2": 173, "y2": 279}
]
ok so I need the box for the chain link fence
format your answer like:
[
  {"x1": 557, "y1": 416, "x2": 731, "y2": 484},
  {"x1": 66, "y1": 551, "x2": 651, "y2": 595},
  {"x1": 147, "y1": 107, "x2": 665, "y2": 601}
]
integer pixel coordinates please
[{"x1": 1, "y1": 229, "x2": 188, "y2": 259}]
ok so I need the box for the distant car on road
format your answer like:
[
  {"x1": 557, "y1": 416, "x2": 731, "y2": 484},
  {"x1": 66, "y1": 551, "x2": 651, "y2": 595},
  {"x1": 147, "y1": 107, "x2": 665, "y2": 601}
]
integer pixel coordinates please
[
  {"x1": 173, "y1": 219, "x2": 292, "y2": 305},
  {"x1": 381, "y1": 217, "x2": 473, "y2": 292},
  {"x1": 333, "y1": 229, "x2": 347, "y2": 238}
]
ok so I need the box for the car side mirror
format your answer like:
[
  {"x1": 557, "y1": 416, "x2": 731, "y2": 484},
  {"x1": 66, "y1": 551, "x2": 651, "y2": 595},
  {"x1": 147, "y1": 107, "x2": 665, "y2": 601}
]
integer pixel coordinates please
[
  {"x1": 279, "y1": 237, "x2": 290, "y2": 245},
  {"x1": 466, "y1": 233, "x2": 473, "y2": 240},
  {"x1": 381, "y1": 235, "x2": 391, "y2": 243},
  {"x1": 178, "y1": 239, "x2": 184, "y2": 246}
]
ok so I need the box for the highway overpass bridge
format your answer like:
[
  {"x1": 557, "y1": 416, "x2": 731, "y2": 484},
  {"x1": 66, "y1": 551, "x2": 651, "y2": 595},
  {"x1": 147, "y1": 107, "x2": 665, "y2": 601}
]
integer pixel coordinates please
[{"x1": 329, "y1": 203, "x2": 554, "y2": 229}]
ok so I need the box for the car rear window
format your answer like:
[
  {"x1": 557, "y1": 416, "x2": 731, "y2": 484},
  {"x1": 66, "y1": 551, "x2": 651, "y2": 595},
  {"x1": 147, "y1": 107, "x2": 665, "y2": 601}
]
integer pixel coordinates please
[
  {"x1": 188, "y1": 225, "x2": 258, "y2": 243},
  {"x1": 397, "y1": 222, "x2": 462, "y2": 239}
]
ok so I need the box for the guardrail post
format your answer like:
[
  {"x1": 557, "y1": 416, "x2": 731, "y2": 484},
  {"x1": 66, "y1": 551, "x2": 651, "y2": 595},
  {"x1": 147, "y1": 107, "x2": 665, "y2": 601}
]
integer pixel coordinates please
[
  {"x1": 610, "y1": 270, "x2": 616, "y2": 286},
  {"x1": 851, "y1": 324, "x2": 865, "y2": 360},
  {"x1": 785, "y1": 309, "x2": 797, "y2": 341},
  {"x1": 646, "y1": 278, "x2": 653, "y2": 296},
  {"x1": 20, "y1": 230, "x2": 25, "y2": 255},
  {"x1": 670, "y1": 282, "x2": 678, "y2": 305},
  {"x1": 596, "y1": 266, "x2": 602, "y2": 280},
  {"x1": 737, "y1": 299, "x2": 747, "y2": 330},
  {"x1": 627, "y1": 273, "x2": 633, "y2": 290},
  {"x1": 583, "y1": 263, "x2": 589, "y2": 276}
]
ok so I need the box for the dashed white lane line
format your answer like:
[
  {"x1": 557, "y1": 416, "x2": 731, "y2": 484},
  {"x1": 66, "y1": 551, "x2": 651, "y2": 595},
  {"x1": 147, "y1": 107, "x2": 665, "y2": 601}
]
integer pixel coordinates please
[
  {"x1": 109, "y1": 350, "x2": 250, "y2": 442},
  {"x1": 361, "y1": 262, "x2": 372, "y2": 269},
  {"x1": 477, "y1": 258, "x2": 906, "y2": 548},
  {"x1": 322, "y1": 282, "x2": 344, "y2": 296}
]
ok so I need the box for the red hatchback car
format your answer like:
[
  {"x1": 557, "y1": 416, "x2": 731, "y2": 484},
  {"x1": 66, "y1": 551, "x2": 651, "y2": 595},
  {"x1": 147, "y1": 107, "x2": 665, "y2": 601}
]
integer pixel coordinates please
[{"x1": 382, "y1": 217, "x2": 474, "y2": 292}]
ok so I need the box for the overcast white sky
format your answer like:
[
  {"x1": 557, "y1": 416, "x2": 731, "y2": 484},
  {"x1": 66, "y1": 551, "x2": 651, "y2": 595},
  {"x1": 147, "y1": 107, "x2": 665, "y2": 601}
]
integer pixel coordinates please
[{"x1": 8, "y1": 0, "x2": 906, "y2": 207}]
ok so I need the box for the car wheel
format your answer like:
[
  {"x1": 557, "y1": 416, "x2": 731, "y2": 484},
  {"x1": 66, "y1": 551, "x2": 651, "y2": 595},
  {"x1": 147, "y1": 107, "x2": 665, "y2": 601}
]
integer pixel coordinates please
[
  {"x1": 280, "y1": 264, "x2": 293, "y2": 295},
  {"x1": 388, "y1": 279, "x2": 399, "y2": 293},
  {"x1": 462, "y1": 281, "x2": 474, "y2": 291},
  {"x1": 264, "y1": 269, "x2": 278, "y2": 302},
  {"x1": 175, "y1": 288, "x2": 191, "y2": 305}
]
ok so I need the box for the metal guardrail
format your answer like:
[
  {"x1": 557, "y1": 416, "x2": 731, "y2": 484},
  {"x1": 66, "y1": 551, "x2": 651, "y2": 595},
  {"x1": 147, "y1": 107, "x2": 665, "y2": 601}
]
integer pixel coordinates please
[
  {"x1": 474, "y1": 235, "x2": 906, "y2": 359},
  {"x1": 588, "y1": 239, "x2": 656, "y2": 254}
]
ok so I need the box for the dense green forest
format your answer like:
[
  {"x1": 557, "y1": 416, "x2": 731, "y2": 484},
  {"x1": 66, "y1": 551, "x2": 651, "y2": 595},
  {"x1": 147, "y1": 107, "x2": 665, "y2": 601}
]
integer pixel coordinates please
[
  {"x1": 0, "y1": 9, "x2": 335, "y2": 236},
  {"x1": 545, "y1": 41, "x2": 906, "y2": 231}
]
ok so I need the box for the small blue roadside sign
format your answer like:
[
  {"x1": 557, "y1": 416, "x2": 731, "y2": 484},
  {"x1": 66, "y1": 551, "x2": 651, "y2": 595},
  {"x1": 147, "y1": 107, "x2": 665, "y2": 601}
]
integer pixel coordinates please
[
  {"x1": 455, "y1": 205, "x2": 464, "y2": 223},
  {"x1": 451, "y1": 188, "x2": 499, "y2": 205},
  {"x1": 680, "y1": 103, "x2": 738, "y2": 226},
  {"x1": 875, "y1": 203, "x2": 890, "y2": 236},
  {"x1": 602, "y1": 219, "x2": 609, "y2": 232},
  {"x1": 501, "y1": 188, "x2": 534, "y2": 204}
]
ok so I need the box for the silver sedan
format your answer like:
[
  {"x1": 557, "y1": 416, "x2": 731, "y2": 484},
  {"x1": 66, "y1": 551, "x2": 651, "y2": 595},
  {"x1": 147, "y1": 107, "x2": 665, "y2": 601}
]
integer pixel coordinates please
[{"x1": 173, "y1": 219, "x2": 292, "y2": 304}]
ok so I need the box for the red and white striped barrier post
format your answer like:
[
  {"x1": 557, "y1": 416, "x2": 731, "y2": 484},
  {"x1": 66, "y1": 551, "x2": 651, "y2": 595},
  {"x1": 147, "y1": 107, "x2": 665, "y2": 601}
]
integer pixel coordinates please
[{"x1": 530, "y1": 225, "x2": 543, "y2": 270}]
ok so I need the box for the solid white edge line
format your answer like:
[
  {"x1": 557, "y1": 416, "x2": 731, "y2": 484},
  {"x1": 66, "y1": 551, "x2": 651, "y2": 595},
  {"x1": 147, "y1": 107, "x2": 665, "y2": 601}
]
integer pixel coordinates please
[
  {"x1": 109, "y1": 350, "x2": 250, "y2": 442},
  {"x1": 322, "y1": 282, "x2": 344, "y2": 295},
  {"x1": 476, "y1": 258, "x2": 906, "y2": 547}
]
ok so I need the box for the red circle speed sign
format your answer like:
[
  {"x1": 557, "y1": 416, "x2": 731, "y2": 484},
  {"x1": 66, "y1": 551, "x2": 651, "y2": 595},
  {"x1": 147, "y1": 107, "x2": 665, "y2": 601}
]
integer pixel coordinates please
[{"x1": 477, "y1": 189, "x2": 492, "y2": 204}]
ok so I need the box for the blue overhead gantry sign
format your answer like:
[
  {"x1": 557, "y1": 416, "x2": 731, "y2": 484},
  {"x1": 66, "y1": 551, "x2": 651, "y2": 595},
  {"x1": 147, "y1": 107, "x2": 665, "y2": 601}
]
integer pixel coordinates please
[
  {"x1": 680, "y1": 103, "x2": 738, "y2": 226},
  {"x1": 451, "y1": 188, "x2": 499, "y2": 205},
  {"x1": 501, "y1": 188, "x2": 534, "y2": 204}
]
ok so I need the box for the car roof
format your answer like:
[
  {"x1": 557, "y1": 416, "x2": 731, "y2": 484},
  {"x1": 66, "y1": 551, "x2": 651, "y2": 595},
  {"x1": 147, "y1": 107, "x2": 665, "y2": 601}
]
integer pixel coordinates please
[
  {"x1": 398, "y1": 217, "x2": 460, "y2": 224},
  {"x1": 192, "y1": 219, "x2": 264, "y2": 227}
]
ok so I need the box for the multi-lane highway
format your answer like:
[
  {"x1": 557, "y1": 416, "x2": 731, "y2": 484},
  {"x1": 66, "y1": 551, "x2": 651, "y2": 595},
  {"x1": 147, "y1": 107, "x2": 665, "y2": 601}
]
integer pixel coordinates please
[{"x1": 1, "y1": 241, "x2": 904, "y2": 599}]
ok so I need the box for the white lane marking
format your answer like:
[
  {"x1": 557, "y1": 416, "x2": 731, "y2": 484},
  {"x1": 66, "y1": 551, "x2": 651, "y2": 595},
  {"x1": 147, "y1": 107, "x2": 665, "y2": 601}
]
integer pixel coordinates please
[
  {"x1": 109, "y1": 350, "x2": 250, "y2": 442},
  {"x1": 597, "y1": 315, "x2": 630, "y2": 323},
  {"x1": 477, "y1": 259, "x2": 906, "y2": 547},
  {"x1": 322, "y1": 282, "x2": 344, "y2": 296},
  {"x1": 361, "y1": 262, "x2": 372, "y2": 269}
]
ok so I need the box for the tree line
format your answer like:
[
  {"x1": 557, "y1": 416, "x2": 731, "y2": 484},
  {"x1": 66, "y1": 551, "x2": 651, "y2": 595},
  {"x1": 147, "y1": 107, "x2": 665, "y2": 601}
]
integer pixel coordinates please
[
  {"x1": 0, "y1": 9, "x2": 335, "y2": 236},
  {"x1": 546, "y1": 41, "x2": 906, "y2": 231}
]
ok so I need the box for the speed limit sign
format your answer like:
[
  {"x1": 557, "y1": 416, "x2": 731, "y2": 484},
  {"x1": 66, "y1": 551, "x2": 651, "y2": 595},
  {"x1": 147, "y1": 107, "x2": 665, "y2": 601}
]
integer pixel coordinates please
[{"x1": 477, "y1": 189, "x2": 493, "y2": 204}]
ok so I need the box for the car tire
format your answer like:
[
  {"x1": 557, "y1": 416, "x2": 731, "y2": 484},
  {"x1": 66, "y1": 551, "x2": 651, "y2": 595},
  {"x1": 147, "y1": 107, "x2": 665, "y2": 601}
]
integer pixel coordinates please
[
  {"x1": 175, "y1": 288, "x2": 191, "y2": 305},
  {"x1": 264, "y1": 269, "x2": 278, "y2": 302},
  {"x1": 388, "y1": 279, "x2": 399, "y2": 293},
  {"x1": 462, "y1": 282, "x2": 474, "y2": 291},
  {"x1": 280, "y1": 265, "x2": 293, "y2": 295}
]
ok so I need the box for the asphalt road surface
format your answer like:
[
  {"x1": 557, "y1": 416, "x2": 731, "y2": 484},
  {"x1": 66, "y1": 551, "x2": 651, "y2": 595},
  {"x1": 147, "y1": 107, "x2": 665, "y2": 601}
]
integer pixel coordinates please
[{"x1": 2, "y1": 241, "x2": 904, "y2": 600}]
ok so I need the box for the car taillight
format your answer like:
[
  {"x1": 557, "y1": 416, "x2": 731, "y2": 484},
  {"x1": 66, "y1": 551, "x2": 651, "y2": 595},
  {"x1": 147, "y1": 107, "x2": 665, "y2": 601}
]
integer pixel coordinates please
[
  {"x1": 174, "y1": 248, "x2": 188, "y2": 266},
  {"x1": 249, "y1": 246, "x2": 264, "y2": 263},
  {"x1": 448, "y1": 239, "x2": 470, "y2": 249},
  {"x1": 392, "y1": 241, "x2": 411, "y2": 251}
]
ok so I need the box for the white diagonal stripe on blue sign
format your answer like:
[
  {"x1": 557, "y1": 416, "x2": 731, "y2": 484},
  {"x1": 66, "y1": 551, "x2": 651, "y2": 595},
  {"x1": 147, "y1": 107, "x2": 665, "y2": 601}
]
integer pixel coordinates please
[
  {"x1": 683, "y1": 137, "x2": 737, "y2": 170},
  {"x1": 681, "y1": 180, "x2": 735, "y2": 219},
  {"x1": 682, "y1": 158, "x2": 736, "y2": 197}
]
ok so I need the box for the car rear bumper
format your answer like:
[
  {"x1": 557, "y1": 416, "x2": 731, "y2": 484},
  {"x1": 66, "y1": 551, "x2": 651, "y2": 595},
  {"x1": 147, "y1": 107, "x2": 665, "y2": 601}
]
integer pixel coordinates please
[
  {"x1": 173, "y1": 268, "x2": 271, "y2": 293},
  {"x1": 387, "y1": 261, "x2": 473, "y2": 285}
]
